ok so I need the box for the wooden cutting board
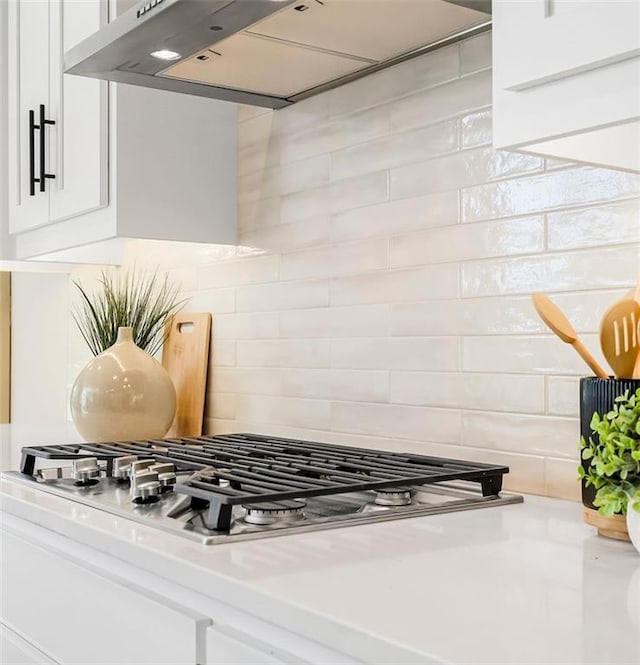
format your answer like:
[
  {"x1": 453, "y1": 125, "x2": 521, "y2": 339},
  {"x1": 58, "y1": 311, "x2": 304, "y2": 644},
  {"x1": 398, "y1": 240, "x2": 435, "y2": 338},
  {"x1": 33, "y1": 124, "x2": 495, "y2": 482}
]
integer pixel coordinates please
[{"x1": 162, "y1": 312, "x2": 212, "y2": 438}]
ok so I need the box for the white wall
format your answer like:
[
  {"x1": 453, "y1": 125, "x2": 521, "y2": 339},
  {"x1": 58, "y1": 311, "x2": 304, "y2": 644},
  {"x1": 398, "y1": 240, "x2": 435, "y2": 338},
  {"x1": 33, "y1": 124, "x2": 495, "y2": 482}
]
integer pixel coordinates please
[
  {"x1": 67, "y1": 32, "x2": 640, "y2": 500},
  {"x1": 12, "y1": 273, "x2": 70, "y2": 422}
]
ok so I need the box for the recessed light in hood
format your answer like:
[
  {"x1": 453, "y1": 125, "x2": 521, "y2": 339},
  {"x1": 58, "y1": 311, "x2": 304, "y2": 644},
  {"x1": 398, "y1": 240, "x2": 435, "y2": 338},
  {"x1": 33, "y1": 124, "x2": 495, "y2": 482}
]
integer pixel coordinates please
[
  {"x1": 150, "y1": 49, "x2": 182, "y2": 60},
  {"x1": 65, "y1": 0, "x2": 491, "y2": 109}
]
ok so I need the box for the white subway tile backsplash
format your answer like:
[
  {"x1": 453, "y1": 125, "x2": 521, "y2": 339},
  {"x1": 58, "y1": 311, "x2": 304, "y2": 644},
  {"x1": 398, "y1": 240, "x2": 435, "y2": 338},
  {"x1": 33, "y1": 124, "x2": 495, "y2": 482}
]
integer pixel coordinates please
[
  {"x1": 459, "y1": 32, "x2": 492, "y2": 76},
  {"x1": 550, "y1": 289, "x2": 629, "y2": 332},
  {"x1": 547, "y1": 199, "x2": 640, "y2": 250},
  {"x1": 280, "y1": 238, "x2": 388, "y2": 281},
  {"x1": 328, "y1": 44, "x2": 460, "y2": 117},
  {"x1": 198, "y1": 255, "x2": 279, "y2": 289},
  {"x1": 462, "y1": 411, "x2": 579, "y2": 459},
  {"x1": 331, "y1": 337, "x2": 459, "y2": 371},
  {"x1": 390, "y1": 146, "x2": 542, "y2": 200},
  {"x1": 238, "y1": 111, "x2": 276, "y2": 151},
  {"x1": 184, "y1": 288, "x2": 235, "y2": 314},
  {"x1": 331, "y1": 191, "x2": 459, "y2": 242},
  {"x1": 238, "y1": 154, "x2": 330, "y2": 202},
  {"x1": 331, "y1": 264, "x2": 459, "y2": 305},
  {"x1": 392, "y1": 297, "x2": 545, "y2": 336},
  {"x1": 391, "y1": 372, "x2": 545, "y2": 414},
  {"x1": 238, "y1": 140, "x2": 279, "y2": 178},
  {"x1": 462, "y1": 334, "x2": 604, "y2": 375},
  {"x1": 390, "y1": 215, "x2": 544, "y2": 267},
  {"x1": 238, "y1": 339, "x2": 331, "y2": 368},
  {"x1": 330, "y1": 119, "x2": 458, "y2": 181},
  {"x1": 545, "y1": 458, "x2": 581, "y2": 501},
  {"x1": 207, "y1": 392, "x2": 237, "y2": 420},
  {"x1": 279, "y1": 304, "x2": 392, "y2": 338},
  {"x1": 280, "y1": 171, "x2": 389, "y2": 224},
  {"x1": 239, "y1": 215, "x2": 331, "y2": 253},
  {"x1": 279, "y1": 105, "x2": 390, "y2": 164},
  {"x1": 210, "y1": 340, "x2": 237, "y2": 367},
  {"x1": 211, "y1": 367, "x2": 389, "y2": 403},
  {"x1": 236, "y1": 279, "x2": 329, "y2": 312},
  {"x1": 238, "y1": 196, "x2": 281, "y2": 233},
  {"x1": 82, "y1": 36, "x2": 639, "y2": 503},
  {"x1": 463, "y1": 166, "x2": 640, "y2": 222},
  {"x1": 460, "y1": 108, "x2": 492, "y2": 148},
  {"x1": 546, "y1": 376, "x2": 580, "y2": 417},
  {"x1": 331, "y1": 401, "x2": 461, "y2": 444},
  {"x1": 236, "y1": 395, "x2": 331, "y2": 430},
  {"x1": 212, "y1": 312, "x2": 280, "y2": 340},
  {"x1": 461, "y1": 245, "x2": 638, "y2": 297},
  {"x1": 389, "y1": 69, "x2": 492, "y2": 131}
]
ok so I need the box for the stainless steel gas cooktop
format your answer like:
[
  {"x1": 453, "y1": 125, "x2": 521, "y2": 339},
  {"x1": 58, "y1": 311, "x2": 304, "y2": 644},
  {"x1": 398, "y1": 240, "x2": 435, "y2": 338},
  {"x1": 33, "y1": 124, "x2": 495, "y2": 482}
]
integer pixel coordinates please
[{"x1": 4, "y1": 433, "x2": 523, "y2": 544}]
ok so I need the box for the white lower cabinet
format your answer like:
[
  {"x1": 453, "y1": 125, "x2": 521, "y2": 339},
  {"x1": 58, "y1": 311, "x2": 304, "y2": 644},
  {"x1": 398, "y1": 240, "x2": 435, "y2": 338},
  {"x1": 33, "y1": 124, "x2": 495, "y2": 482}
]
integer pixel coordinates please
[
  {"x1": 1, "y1": 528, "x2": 210, "y2": 664},
  {"x1": 1, "y1": 623, "x2": 58, "y2": 665},
  {"x1": 0, "y1": 521, "x2": 359, "y2": 665},
  {"x1": 206, "y1": 625, "x2": 310, "y2": 665}
]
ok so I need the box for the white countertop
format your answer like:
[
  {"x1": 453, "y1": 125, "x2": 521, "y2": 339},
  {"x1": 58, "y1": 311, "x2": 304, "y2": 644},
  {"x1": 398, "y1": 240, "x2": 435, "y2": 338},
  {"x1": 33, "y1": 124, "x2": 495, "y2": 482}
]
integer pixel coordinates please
[{"x1": 2, "y1": 423, "x2": 640, "y2": 664}]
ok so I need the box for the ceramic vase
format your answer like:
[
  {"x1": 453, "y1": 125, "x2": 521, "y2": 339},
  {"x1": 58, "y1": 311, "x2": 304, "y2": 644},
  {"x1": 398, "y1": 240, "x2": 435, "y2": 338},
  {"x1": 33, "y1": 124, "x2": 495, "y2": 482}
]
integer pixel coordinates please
[
  {"x1": 627, "y1": 501, "x2": 640, "y2": 554},
  {"x1": 70, "y1": 327, "x2": 176, "y2": 442}
]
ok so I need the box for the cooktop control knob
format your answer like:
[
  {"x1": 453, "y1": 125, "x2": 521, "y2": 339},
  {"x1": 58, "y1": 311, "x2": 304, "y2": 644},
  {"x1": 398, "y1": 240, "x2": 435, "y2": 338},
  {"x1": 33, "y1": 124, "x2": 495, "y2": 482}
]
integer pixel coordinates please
[
  {"x1": 149, "y1": 463, "x2": 176, "y2": 491},
  {"x1": 130, "y1": 459, "x2": 156, "y2": 476},
  {"x1": 130, "y1": 469, "x2": 162, "y2": 504},
  {"x1": 72, "y1": 457, "x2": 101, "y2": 485},
  {"x1": 112, "y1": 455, "x2": 138, "y2": 481}
]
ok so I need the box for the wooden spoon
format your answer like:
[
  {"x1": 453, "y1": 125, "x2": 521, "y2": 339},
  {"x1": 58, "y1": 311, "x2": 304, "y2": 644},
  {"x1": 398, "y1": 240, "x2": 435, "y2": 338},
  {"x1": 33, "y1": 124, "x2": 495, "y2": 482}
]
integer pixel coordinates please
[
  {"x1": 600, "y1": 284, "x2": 640, "y2": 379},
  {"x1": 532, "y1": 294, "x2": 608, "y2": 378}
]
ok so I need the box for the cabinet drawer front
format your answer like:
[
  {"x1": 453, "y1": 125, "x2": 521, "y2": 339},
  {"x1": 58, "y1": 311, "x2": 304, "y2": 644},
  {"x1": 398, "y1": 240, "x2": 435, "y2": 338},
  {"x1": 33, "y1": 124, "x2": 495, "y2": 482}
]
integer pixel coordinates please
[
  {"x1": 1, "y1": 529, "x2": 207, "y2": 665},
  {"x1": 207, "y1": 625, "x2": 310, "y2": 665},
  {"x1": 1, "y1": 623, "x2": 58, "y2": 665}
]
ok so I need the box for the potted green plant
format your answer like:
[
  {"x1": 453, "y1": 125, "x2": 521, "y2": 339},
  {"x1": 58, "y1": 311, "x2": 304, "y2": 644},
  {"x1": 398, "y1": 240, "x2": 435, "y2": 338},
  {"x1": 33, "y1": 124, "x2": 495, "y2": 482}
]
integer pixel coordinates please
[
  {"x1": 580, "y1": 387, "x2": 640, "y2": 550},
  {"x1": 72, "y1": 268, "x2": 184, "y2": 356},
  {"x1": 69, "y1": 268, "x2": 185, "y2": 442}
]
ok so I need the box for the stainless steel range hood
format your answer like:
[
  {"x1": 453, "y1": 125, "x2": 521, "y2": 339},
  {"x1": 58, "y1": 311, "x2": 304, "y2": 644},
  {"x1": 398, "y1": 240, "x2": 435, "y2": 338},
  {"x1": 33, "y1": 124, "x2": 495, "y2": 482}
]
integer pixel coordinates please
[{"x1": 65, "y1": 0, "x2": 491, "y2": 109}]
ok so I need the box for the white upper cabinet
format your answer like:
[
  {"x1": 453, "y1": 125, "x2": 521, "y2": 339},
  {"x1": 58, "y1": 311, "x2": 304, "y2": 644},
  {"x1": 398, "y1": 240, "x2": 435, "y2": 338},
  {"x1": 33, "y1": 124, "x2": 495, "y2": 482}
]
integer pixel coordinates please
[
  {"x1": 493, "y1": 0, "x2": 640, "y2": 173},
  {"x1": 5, "y1": 0, "x2": 237, "y2": 263},
  {"x1": 7, "y1": 0, "x2": 51, "y2": 232},
  {"x1": 48, "y1": 0, "x2": 108, "y2": 224}
]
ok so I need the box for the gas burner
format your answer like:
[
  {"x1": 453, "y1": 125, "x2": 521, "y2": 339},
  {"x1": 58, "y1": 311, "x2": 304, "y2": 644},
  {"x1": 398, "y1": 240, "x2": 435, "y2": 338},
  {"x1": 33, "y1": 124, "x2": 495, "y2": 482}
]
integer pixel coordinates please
[
  {"x1": 374, "y1": 487, "x2": 413, "y2": 506},
  {"x1": 243, "y1": 500, "x2": 307, "y2": 526}
]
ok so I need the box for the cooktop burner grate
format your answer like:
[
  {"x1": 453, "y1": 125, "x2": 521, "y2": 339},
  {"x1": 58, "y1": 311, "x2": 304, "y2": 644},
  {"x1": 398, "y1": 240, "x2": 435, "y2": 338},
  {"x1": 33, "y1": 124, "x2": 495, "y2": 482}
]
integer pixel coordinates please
[{"x1": 20, "y1": 433, "x2": 509, "y2": 531}]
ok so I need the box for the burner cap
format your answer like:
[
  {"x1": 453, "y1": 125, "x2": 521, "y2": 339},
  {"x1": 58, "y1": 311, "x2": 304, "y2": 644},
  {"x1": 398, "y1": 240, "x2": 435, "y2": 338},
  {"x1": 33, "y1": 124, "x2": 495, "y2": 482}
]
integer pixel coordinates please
[
  {"x1": 243, "y1": 500, "x2": 306, "y2": 526},
  {"x1": 374, "y1": 487, "x2": 413, "y2": 506}
]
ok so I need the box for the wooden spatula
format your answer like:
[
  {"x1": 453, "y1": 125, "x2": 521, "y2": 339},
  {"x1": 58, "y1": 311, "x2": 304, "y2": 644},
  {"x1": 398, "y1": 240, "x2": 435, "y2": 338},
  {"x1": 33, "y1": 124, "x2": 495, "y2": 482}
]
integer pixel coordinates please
[
  {"x1": 600, "y1": 285, "x2": 640, "y2": 379},
  {"x1": 532, "y1": 294, "x2": 608, "y2": 378}
]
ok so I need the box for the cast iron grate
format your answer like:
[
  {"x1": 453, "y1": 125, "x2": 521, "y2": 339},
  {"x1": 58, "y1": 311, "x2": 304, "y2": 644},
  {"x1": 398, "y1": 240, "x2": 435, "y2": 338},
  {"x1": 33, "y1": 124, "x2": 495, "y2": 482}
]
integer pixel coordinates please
[{"x1": 19, "y1": 433, "x2": 509, "y2": 531}]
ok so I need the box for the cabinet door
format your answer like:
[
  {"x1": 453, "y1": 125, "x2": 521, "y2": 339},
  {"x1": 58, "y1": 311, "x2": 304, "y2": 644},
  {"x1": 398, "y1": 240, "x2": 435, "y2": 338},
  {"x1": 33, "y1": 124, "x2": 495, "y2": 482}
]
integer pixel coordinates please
[
  {"x1": 7, "y1": 0, "x2": 50, "y2": 233},
  {"x1": 48, "y1": 0, "x2": 108, "y2": 223},
  {"x1": 494, "y1": 0, "x2": 640, "y2": 91}
]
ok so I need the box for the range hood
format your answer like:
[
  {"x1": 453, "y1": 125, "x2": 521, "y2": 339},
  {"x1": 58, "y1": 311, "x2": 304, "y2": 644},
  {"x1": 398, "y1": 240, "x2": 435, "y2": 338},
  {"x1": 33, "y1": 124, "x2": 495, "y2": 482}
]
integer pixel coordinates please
[{"x1": 65, "y1": 0, "x2": 491, "y2": 109}]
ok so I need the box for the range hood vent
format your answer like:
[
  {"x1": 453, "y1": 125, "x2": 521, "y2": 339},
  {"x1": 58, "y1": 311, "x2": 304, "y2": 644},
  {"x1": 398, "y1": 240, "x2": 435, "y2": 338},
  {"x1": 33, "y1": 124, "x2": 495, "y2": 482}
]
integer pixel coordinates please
[{"x1": 65, "y1": 0, "x2": 491, "y2": 109}]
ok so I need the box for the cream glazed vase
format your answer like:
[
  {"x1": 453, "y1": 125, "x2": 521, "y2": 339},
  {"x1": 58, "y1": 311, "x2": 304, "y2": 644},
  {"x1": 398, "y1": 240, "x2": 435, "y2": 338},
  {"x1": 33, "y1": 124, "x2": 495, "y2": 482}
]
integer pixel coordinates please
[{"x1": 70, "y1": 327, "x2": 176, "y2": 442}]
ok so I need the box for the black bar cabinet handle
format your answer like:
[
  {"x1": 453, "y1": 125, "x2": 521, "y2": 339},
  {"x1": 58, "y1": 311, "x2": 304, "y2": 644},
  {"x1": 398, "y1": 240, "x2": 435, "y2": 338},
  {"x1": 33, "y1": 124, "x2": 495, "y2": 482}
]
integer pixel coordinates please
[
  {"x1": 39, "y1": 104, "x2": 56, "y2": 192},
  {"x1": 29, "y1": 109, "x2": 36, "y2": 196}
]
